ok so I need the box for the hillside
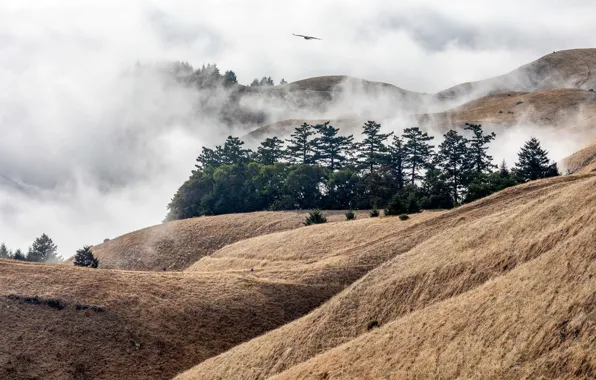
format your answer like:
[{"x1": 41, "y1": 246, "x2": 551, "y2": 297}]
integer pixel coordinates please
[
  {"x1": 418, "y1": 88, "x2": 596, "y2": 134},
  {"x1": 437, "y1": 48, "x2": 596, "y2": 99},
  {"x1": 175, "y1": 174, "x2": 596, "y2": 380},
  {"x1": 0, "y1": 260, "x2": 336, "y2": 380},
  {"x1": 564, "y1": 142, "x2": 596, "y2": 173},
  {"x1": 90, "y1": 211, "x2": 366, "y2": 271}
]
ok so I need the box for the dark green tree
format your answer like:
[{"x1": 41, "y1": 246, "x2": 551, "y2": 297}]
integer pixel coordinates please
[
  {"x1": 403, "y1": 127, "x2": 435, "y2": 185},
  {"x1": 73, "y1": 246, "x2": 99, "y2": 268},
  {"x1": 219, "y1": 136, "x2": 251, "y2": 165},
  {"x1": 513, "y1": 137, "x2": 559, "y2": 182},
  {"x1": 464, "y1": 123, "x2": 496, "y2": 176},
  {"x1": 26, "y1": 233, "x2": 60, "y2": 263},
  {"x1": 279, "y1": 78, "x2": 287, "y2": 85},
  {"x1": 357, "y1": 121, "x2": 393, "y2": 172},
  {"x1": 223, "y1": 70, "x2": 238, "y2": 86},
  {"x1": 257, "y1": 137, "x2": 285, "y2": 165},
  {"x1": 0, "y1": 243, "x2": 8, "y2": 259},
  {"x1": 259, "y1": 76, "x2": 274, "y2": 86},
  {"x1": 13, "y1": 249, "x2": 25, "y2": 261},
  {"x1": 437, "y1": 130, "x2": 469, "y2": 203},
  {"x1": 286, "y1": 123, "x2": 316, "y2": 164},
  {"x1": 282, "y1": 165, "x2": 328, "y2": 209},
  {"x1": 195, "y1": 147, "x2": 222, "y2": 170},
  {"x1": 388, "y1": 135, "x2": 406, "y2": 189},
  {"x1": 312, "y1": 122, "x2": 354, "y2": 170},
  {"x1": 419, "y1": 167, "x2": 454, "y2": 209},
  {"x1": 250, "y1": 78, "x2": 260, "y2": 86}
]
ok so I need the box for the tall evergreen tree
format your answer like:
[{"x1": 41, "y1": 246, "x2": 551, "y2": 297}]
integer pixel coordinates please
[
  {"x1": 357, "y1": 121, "x2": 393, "y2": 172},
  {"x1": 0, "y1": 243, "x2": 8, "y2": 258},
  {"x1": 388, "y1": 135, "x2": 406, "y2": 189},
  {"x1": 437, "y1": 130, "x2": 469, "y2": 203},
  {"x1": 223, "y1": 70, "x2": 238, "y2": 86},
  {"x1": 13, "y1": 249, "x2": 25, "y2": 261},
  {"x1": 402, "y1": 127, "x2": 435, "y2": 185},
  {"x1": 73, "y1": 246, "x2": 99, "y2": 268},
  {"x1": 312, "y1": 122, "x2": 354, "y2": 170},
  {"x1": 250, "y1": 78, "x2": 260, "y2": 86},
  {"x1": 27, "y1": 233, "x2": 61, "y2": 263},
  {"x1": 195, "y1": 147, "x2": 222, "y2": 170},
  {"x1": 513, "y1": 137, "x2": 559, "y2": 182},
  {"x1": 220, "y1": 136, "x2": 251, "y2": 165},
  {"x1": 257, "y1": 137, "x2": 285, "y2": 165},
  {"x1": 279, "y1": 78, "x2": 287, "y2": 85},
  {"x1": 286, "y1": 123, "x2": 316, "y2": 164},
  {"x1": 464, "y1": 123, "x2": 496, "y2": 175}
]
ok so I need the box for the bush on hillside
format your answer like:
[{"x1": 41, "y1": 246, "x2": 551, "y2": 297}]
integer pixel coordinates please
[
  {"x1": 369, "y1": 207, "x2": 380, "y2": 218},
  {"x1": 304, "y1": 210, "x2": 327, "y2": 226},
  {"x1": 74, "y1": 246, "x2": 99, "y2": 268},
  {"x1": 384, "y1": 195, "x2": 406, "y2": 216},
  {"x1": 399, "y1": 214, "x2": 409, "y2": 221},
  {"x1": 345, "y1": 210, "x2": 356, "y2": 220}
]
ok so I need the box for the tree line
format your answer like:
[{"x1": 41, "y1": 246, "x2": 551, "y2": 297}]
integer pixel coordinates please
[
  {"x1": 1, "y1": 234, "x2": 99, "y2": 268},
  {"x1": 166, "y1": 121, "x2": 559, "y2": 220}
]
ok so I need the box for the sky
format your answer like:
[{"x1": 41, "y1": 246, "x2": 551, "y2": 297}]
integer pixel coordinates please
[{"x1": 2, "y1": 0, "x2": 596, "y2": 257}]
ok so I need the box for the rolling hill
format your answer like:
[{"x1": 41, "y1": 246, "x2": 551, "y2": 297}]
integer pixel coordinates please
[
  {"x1": 90, "y1": 210, "x2": 367, "y2": 271},
  {"x1": 564, "y1": 142, "x2": 596, "y2": 173},
  {"x1": 175, "y1": 174, "x2": 596, "y2": 380},
  {"x1": 0, "y1": 260, "x2": 336, "y2": 380}
]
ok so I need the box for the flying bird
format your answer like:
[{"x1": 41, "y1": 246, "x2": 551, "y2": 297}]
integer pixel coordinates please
[{"x1": 293, "y1": 33, "x2": 322, "y2": 40}]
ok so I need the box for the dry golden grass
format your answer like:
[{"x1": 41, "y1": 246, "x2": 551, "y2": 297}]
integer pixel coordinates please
[
  {"x1": 90, "y1": 210, "x2": 364, "y2": 271},
  {"x1": 175, "y1": 174, "x2": 596, "y2": 380},
  {"x1": 418, "y1": 88, "x2": 596, "y2": 134},
  {"x1": 564, "y1": 142, "x2": 596, "y2": 173},
  {"x1": 0, "y1": 260, "x2": 337, "y2": 380}
]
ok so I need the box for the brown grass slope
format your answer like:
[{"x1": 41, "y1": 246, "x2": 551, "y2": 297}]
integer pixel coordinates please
[
  {"x1": 418, "y1": 88, "x2": 596, "y2": 134},
  {"x1": 90, "y1": 211, "x2": 359, "y2": 271},
  {"x1": 564, "y1": 142, "x2": 596, "y2": 173},
  {"x1": 437, "y1": 48, "x2": 596, "y2": 99},
  {"x1": 0, "y1": 261, "x2": 336, "y2": 380},
  {"x1": 175, "y1": 174, "x2": 596, "y2": 380}
]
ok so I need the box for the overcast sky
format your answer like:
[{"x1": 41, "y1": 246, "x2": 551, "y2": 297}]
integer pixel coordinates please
[{"x1": 2, "y1": 0, "x2": 596, "y2": 257}]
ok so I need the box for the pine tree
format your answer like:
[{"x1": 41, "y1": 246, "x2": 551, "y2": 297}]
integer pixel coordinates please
[
  {"x1": 26, "y1": 233, "x2": 60, "y2": 263},
  {"x1": 220, "y1": 136, "x2": 251, "y2": 165},
  {"x1": 437, "y1": 130, "x2": 469, "y2": 204},
  {"x1": 388, "y1": 135, "x2": 406, "y2": 189},
  {"x1": 223, "y1": 70, "x2": 238, "y2": 86},
  {"x1": 280, "y1": 78, "x2": 287, "y2": 85},
  {"x1": 312, "y1": 122, "x2": 354, "y2": 170},
  {"x1": 357, "y1": 121, "x2": 393, "y2": 172},
  {"x1": 464, "y1": 123, "x2": 496, "y2": 175},
  {"x1": 13, "y1": 249, "x2": 25, "y2": 261},
  {"x1": 257, "y1": 137, "x2": 285, "y2": 165},
  {"x1": 73, "y1": 246, "x2": 99, "y2": 268},
  {"x1": 513, "y1": 137, "x2": 559, "y2": 182},
  {"x1": 195, "y1": 147, "x2": 222, "y2": 170},
  {"x1": 0, "y1": 243, "x2": 8, "y2": 258},
  {"x1": 403, "y1": 127, "x2": 435, "y2": 185},
  {"x1": 250, "y1": 78, "x2": 260, "y2": 86},
  {"x1": 286, "y1": 123, "x2": 316, "y2": 164}
]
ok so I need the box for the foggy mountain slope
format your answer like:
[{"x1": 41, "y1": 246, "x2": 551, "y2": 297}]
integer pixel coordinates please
[
  {"x1": 175, "y1": 174, "x2": 596, "y2": 380},
  {"x1": 88, "y1": 210, "x2": 369, "y2": 272},
  {"x1": 0, "y1": 260, "x2": 336, "y2": 380},
  {"x1": 418, "y1": 88, "x2": 596, "y2": 134},
  {"x1": 437, "y1": 48, "x2": 596, "y2": 100},
  {"x1": 564, "y1": 142, "x2": 596, "y2": 173}
]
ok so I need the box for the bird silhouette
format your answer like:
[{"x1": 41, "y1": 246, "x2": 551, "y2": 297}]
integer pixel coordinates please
[{"x1": 293, "y1": 33, "x2": 322, "y2": 40}]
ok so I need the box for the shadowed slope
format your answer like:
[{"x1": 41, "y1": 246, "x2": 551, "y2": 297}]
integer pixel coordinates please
[
  {"x1": 175, "y1": 174, "x2": 595, "y2": 380},
  {"x1": 564, "y1": 142, "x2": 596, "y2": 173},
  {"x1": 90, "y1": 211, "x2": 361, "y2": 271},
  {"x1": 0, "y1": 261, "x2": 336, "y2": 380}
]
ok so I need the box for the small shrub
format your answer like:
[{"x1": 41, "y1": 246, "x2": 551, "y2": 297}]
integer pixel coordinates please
[
  {"x1": 345, "y1": 210, "x2": 356, "y2": 220},
  {"x1": 516, "y1": 101, "x2": 524, "y2": 105},
  {"x1": 103, "y1": 238, "x2": 110, "y2": 243},
  {"x1": 399, "y1": 214, "x2": 409, "y2": 221},
  {"x1": 367, "y1": 320, "x2": 380, "y2": 330},
  {"x1": 369, "y1": 207, "x2": 380, "y2": 218},
  {"x1": 304, "y1": 210, "x2": 327, "y2": 226}
]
